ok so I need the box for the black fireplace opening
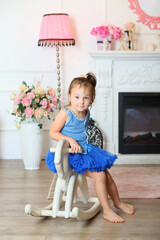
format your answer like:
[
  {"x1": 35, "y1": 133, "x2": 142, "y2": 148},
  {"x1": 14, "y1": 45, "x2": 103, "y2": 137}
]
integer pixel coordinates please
[{"x1": 119, "y1": 92, "x2": 160, "y2": 154}]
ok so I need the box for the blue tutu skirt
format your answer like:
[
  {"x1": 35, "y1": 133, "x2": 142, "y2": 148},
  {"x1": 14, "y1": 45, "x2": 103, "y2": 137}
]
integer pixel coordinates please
[{"x1": 46, "y1": 143, "x2": 117, "y2": 174}]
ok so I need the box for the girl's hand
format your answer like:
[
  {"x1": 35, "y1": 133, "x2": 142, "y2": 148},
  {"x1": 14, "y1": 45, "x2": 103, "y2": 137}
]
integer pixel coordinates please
[{"x1": 69, "y1": 138, "x2": 81, "y2": 154}]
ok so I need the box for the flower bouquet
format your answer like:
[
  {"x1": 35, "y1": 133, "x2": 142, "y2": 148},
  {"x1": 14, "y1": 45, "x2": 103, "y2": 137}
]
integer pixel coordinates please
[
  {"x1": 10, "y1": 81, "x2": 62, "y2": 129},
  {"x1": 91, "y1": 25, "x2": 121, "y2": 50}
]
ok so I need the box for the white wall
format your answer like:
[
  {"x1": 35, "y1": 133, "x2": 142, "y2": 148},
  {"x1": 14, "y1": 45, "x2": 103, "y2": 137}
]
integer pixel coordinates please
[{"x1": 0, "y1": 0, "x2": 158, "y2": 159}]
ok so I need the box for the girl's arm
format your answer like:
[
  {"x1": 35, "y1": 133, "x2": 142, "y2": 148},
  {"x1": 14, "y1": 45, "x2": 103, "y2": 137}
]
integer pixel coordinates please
[{"x1": 50, "y1": 109, "x2": 81, "y2": 153}]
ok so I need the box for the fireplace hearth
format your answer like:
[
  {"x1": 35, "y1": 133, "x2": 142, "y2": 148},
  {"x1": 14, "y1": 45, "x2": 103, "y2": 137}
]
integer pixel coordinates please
[{"x1": 119, "y1": 93, "x2": 160, "y2": 154}]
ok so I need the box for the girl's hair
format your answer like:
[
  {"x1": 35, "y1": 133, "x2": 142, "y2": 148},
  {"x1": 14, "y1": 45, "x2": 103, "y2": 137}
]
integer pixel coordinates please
[{"x1": 68, "y1": 72, "x2": 97, "y2": 103}]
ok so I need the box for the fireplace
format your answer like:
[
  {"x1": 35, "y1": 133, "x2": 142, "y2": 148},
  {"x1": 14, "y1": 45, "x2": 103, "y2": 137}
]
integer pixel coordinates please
[
  {"x1": 90, "y1": 51, "x2": 160, "y2": 164},
  {"x1": 119, "y1": 93, "x2": 160, "y2": 154}
]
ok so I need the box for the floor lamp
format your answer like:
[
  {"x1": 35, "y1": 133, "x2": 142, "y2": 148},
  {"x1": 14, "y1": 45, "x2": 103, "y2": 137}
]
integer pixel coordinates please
[{"x1": 38, "y1": 13, "x2": 75, "y2": 109}]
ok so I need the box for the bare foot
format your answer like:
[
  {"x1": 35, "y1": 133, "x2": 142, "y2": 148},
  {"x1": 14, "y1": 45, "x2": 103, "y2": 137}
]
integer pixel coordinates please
[
  {"x1": 115, "y1": 202, "x2": 134, "y2": 215},
  {"x1": 103, "y1": 208, "x2": 125, "y2": 223}
]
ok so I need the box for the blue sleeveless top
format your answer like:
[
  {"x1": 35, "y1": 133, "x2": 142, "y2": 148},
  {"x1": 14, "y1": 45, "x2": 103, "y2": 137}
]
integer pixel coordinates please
[{"x1": 61, "y1": 107, "x2": 90, "y2": 154}]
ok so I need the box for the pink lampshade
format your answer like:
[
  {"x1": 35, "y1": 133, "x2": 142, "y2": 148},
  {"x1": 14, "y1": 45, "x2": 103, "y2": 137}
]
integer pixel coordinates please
[{"x1": 38, "y1": 13, "x2": 75, "y2": 47}]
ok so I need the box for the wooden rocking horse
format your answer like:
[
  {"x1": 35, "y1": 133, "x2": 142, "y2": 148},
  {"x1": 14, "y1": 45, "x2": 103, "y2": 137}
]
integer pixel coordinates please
[{"x1": 25, "y1": 119, "x2": 103, "y2": 220}]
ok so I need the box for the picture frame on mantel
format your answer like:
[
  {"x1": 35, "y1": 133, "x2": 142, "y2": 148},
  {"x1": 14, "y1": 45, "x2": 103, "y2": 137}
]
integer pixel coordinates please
[{"x1": 128, "y1": 0, "x2": 160, "y2": 30}]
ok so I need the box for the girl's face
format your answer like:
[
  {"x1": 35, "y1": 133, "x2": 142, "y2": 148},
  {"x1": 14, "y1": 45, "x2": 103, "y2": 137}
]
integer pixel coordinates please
[{"x1": 68, "y1": 84, "x2": 92, "y2": 113}]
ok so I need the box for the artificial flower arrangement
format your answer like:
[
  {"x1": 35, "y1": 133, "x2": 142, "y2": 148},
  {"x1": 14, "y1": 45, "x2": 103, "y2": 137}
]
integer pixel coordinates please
[
  {"x1": 91, "y1": 25, "x2": 122, "y2": 40},
  {"x1": 10, "y1": 80, "x2": 63, "y2": 129}
]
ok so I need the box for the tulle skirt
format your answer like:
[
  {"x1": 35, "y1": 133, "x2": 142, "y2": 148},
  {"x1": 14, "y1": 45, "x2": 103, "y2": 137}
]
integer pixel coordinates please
[{"x1": 45, "y1": 143, "x2": 117, "y2": 174}]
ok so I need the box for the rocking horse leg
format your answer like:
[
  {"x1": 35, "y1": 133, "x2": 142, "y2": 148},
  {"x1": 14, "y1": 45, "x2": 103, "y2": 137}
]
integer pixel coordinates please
[
  {"x1": 52, "y1": 178, "x2": 63, "y2": 218},
  {"x1": 77, "y1": 175, "x2": 89, "y2": 203},
  {"x1": 64, "y1": 175, "x2": 77, "y2": 218}
]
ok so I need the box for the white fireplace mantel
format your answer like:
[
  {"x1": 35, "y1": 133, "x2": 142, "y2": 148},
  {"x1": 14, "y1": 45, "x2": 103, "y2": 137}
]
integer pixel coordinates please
[
  {"x1": 90, "y1": 51, "x2": 160, "y2": 61},
  {"x1": 90, "y1": 51, "x2": 160, "y2": 164}
]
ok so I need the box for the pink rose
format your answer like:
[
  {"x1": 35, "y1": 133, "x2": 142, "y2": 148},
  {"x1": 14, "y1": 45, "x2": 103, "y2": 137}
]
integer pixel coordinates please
[
  {"x1": 32, "y1": 104, "x2": 37, "y2": 108},
  {"x1": 48, "y1": 88, "x2": 55, "y2": 97},
  {"x1": 24, "y1": 107, "x2": 34, "y2": 118},
  {"x1": 35, "y1": 108, "x2": 43, "y2": 118},
  {"x1": 27, "y1": 92, "x2": 35, "y2": 100},
  {"x1": 97, "y1": 26, "x2": 109, "y2": 38},
  {"x1": 20, "y1": 92, "x2": 26, "y2": 98},
  {"x1": 14, "y1": 94, "x2": 21, "y2": 105},
  {"x1": 50, "y1": 103, "x2": 56, "y2": 110},
  {"x1": 90, "y1": 27, "x2": 97, "y2": 36},
  {"x1": 51, "y1": 96, "x2": 57, "y2": 105},
  {"x1": 40, "y1": 98, "x2": 47, "y2": 109},
  {"x1": 113, "y1": 27, "x2": 121, "y2": 40},
  {"x1": 21, "y1": 97, "x2": 31, "y2": 106}
]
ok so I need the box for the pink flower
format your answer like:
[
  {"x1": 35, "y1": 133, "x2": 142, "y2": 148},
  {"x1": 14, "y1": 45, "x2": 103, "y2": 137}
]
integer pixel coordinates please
[
  {"x1": 51, "y1": 96, "x2": 57, "y2": 105},
  {"x1": 13, "y1": 104, "x2": 20, "y2": 115},
  {"x1": 49, "y1": 103, "x2": 56, "y2": 110},
  {"x1": 21, "y1": 97, "x2": 31, "y2": 106},
  {"x1": 113, "y1": 27, "x2": 121, "y2": 40},
  {"x1": 47, "y1": 107, "x2": 51, "y2": 113},
  {"x1": 14, "y1": 94, "x2": 21, "y2": 105},
  {"x1": 48, "y1": 88, "x2": 55, "y2": 97},
  {"x1": 27, "y1": 92, "x2": 35, "y2": 100},
  {"x1": 97, "y1": 26, "x2": 109, "y2": 38},
  {"x1": 108, "y1": 25, "x2": 114, "y2": 35},
  {"x1": 20, "y1": 92, "x2": 26, "y2": 98},
  {"x1": 35, "y1": 108, "x2": 43, "y2": 118},
  {"x1": 60, "y1": 96, "x2": 64, "y2": 105},
  {"x1": 91, "y1": 25, "x2": 121, "y2": 40},
  {"x1": 35, "y1": 98, "x2": 39, "y2": 103},
  {"x1": 40, "y1": 98, "x2": 47, "y2": 109},
  {"x1": 90, "y1": 27, "x2": 97, "y2": 36},
  {"x1": 24, "y1": 107, "x2": 34, "y2": 118}
]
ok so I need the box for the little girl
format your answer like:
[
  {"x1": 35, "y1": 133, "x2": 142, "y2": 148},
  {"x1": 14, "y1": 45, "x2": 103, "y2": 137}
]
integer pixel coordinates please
[{"x1": 46, "y1": 73, "x2": 134, "y2": 223}]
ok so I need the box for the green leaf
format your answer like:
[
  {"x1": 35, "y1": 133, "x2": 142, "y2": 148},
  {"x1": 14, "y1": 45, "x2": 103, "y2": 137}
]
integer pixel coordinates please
[
  {"x1": 32, "y1": 100, "x2": 37, "y2": 105},
  {"x1": 38, "y1": 123, "x2": 43, "y2": 129},
  {"x1": 22, "y1": 81, "x2": 27, "y2": 86}
]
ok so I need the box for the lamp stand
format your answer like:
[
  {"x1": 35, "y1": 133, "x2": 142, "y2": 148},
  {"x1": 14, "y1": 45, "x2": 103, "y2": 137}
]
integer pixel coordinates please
[{"x1": 56, "y1": 45, "x2": 61, "y2": 110}]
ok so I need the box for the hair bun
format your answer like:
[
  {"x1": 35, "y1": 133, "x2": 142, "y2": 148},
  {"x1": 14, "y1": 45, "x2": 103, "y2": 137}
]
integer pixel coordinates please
[{"x1": 86, "y1": 72, "x2": 97, "y2": 87}]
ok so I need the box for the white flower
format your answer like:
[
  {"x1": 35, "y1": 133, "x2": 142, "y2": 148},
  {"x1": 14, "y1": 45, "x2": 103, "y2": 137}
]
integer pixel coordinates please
[{"x1": 10, "y1": 92, "x2": 16, "y2": 100}]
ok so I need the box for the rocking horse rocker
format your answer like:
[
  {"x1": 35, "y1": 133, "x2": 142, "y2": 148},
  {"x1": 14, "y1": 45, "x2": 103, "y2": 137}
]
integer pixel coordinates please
[{"x1": 25, "y1": 119, "x2": 103, "y2": 220}]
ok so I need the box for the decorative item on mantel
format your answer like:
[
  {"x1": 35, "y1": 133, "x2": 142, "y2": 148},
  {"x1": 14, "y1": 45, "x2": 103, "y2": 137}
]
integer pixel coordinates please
[
  {"x1": 10, "y1": 78, "x2": 63, "y2": 170},
  {"x1": 119, "y1": 22, "x2": 136, "y2": 51},
  {"x1": 91, "y1": 25, "x2": 121, "y2": 51}
]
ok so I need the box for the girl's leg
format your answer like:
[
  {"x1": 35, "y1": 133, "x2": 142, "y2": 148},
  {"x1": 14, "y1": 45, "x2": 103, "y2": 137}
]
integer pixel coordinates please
[
  {"x1": 86, "y1": 170, "x2": 125, "y2": 223},
  {"x1": 105, "y1": 170, "x2": 134, "y2": 215}
]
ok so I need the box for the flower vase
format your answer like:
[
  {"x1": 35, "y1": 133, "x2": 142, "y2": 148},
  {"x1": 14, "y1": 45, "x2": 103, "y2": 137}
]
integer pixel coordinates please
[
  {"x1": 19, "y1": 118, "x2": 43, "y2": 170},
  {"x1": 97, "y1": 35, "x2": 104, "y2": 51}
]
